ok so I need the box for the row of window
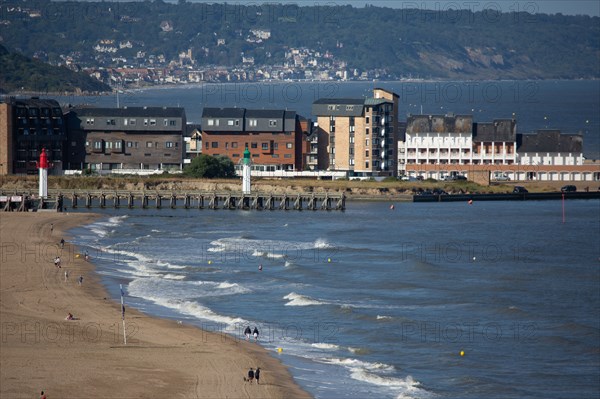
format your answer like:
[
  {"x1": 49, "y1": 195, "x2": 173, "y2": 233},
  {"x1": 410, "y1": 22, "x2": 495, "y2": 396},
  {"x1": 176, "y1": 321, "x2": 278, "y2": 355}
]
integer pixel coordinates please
[
  {"x1": 206, "y1": 142, "x2": 293, "y2": 150},
  {"x1": 206, "y1": 119, "x2": 279, "y2": 127},
  {"x1": 86, "y1": 140, "x2": 178, "y2": 149},
  {"x1": 18, "y1": 118, "x2": 63, "y2": 126},
  {"x1": 84, "y1": 118, "x2": 178, "y2": 127},
  {"x1": 218, "y1": 153, "x2": 293, "y2": 159},
  {"x1": 15, "y1": 108, "x2": 62, "y2": 118}
]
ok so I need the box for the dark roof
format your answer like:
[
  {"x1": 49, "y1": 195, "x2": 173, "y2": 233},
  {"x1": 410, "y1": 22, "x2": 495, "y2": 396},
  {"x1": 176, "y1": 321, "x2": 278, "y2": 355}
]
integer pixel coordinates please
[
  {"x1": 244, "y1": 109, "x2": 296, "y2": 120},
  {"x1": 9, "y1": 98, "x2": 61, "y2": 109},
  {"x1": 202, "y1": 107, "x2": 245, "y2": 118},
  {"x1": 473, "y1": 119, "x2": 516, "y2": 142},
  {"x1": 70, "y1": 106, "x2": 185, "y2": 118},
  {"x1": 313, "y1": 98, "x2": 366, "y2": 105},
  {"x1": 406, "y1": 114, "x2": 473, "y2": 134},
  {"x1": 517, "y1": 130, "x2": 583, "y2": 153}
]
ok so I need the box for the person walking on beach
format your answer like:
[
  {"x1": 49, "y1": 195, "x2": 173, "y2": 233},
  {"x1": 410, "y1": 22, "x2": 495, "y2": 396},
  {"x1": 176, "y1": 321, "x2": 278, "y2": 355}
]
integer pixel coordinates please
[
  {"x1": 40, "y1": 390, "x2": 47, "y2": 399},
  {"x1": 255, "y1": 367, "x2": 261, "y2": 384},
  {"x1": 78, "y1": 275, "x2": 83, "y2": 286},
  {"x1": 247, "y1": 367, "x2": 255, "y2": 384},
  {"x1": 50, "y1": 224, "x2": 53, "y2": 235},
  {"x1": 64, "y1": 270, "x2": 69, "y2": 282},
  {"x1": 253, "y1": 327, "x2": 259, "y2": 342},
  {"x1": 244, "y1": 326, "x2": 251, "y2": 341},
  {"x1": 84, "y1": 250, "x2": 89, "y2": 261},
  {"x1": 60, "y1": 238, "x2": 65, "y2": 249}
]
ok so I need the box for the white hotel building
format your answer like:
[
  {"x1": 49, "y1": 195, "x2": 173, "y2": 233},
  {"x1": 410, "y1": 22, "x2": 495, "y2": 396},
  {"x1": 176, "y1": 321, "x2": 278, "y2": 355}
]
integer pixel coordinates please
[{"x1": 399, "y1": 114, "x2": 516, "y2": 179}]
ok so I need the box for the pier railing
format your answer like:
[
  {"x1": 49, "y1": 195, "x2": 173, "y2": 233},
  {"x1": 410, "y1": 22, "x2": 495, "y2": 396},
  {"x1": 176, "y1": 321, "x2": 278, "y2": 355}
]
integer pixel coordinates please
[{"x1": 0, "y1": 189, "x2": 346, "y2": 212}]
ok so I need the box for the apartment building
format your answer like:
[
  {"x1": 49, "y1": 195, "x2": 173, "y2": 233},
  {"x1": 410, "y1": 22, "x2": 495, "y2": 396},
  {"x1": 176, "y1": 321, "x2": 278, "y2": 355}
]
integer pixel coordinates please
[
  {"x1": 65, "y1": 106, "x2": 186, "y2": 172},
  {"x1": 312, "y1": 88, "x2": 399, "y2": 177},
  {"x1": 0, "y1": 98, "x2": 67, "y2": 175},
  {"x1": 201, "y1": 108, "x2": 307, "y2": 171}
]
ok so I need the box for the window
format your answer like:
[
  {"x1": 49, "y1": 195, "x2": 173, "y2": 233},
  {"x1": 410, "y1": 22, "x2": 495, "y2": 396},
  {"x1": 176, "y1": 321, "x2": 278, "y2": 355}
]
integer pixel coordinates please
[
  {"x1": 366, "y1": 128, "x2": 369, "y2": 135},
  {"x1": 169, "y1": 120, "x2": 176, "y2": 126},
  {"x1": 284, "y1": 154, "x2": 292, "y2": 158},
  {"x1": 365, "y1": 161, "x2": 369, "y2": 168},
  {"x1": 346, "y1": 105, "x2": 354, "y2": 111},
  {"x1": 262, "y1": 143, "x2": 269, "y2": 150},
  {"x1": 273, "y1": 143, "x2": 278, "y2": 150},
  {"x1": 211, "y1": 142, "x2": 218, "y2": 148},
  {"x1": 105, "y1": 141, "x2": 113, "y2": 149},
  {"x1": 228, "y1": 120, "x2": 234, "y2": 126},
  {"x1": 225, "y1": 142, "x2": 229, "y2": 149},
  {"x1": 129, "y1": 119, "x2": 136, "y2": 125},
  {"x1": 94, "y1": 141, "x2": 103, "y2": 150},
  {"x1": 114, "y1": 141, "x2": 122, "y2": 149},
  {"x1": 86, "y1": 118, "x2": 95, "y2": 125},
  {"x1": 150, "y1": 119, "x2": 157, "y2": 126},
  {"x1": 166, "y1": 142, "x2": 174, "y2": 148},
  {"x1": 269, "y1": 120, "x2": 277, "y2": 127},
  {"x1": 146, "y1": 141, "x2": 153, "y2": 148},
  {"x1": 127, "y1": 142, "x2": 133, "y2": 148},
  {"x1": 106, "y1": 119, "x2": 116, "y2": 125},
  {"x1": 249, "y1": 119, "x2": 257, "y2": 127},
  {"x1": 327, "y1": 105, "x2": 336, "y2": 111},
  {"x1": 286, "y1": 143, "x2": 293, "y2": 149},
  {"x1": 232, "y1": 154, "x2": 240, "y2": 157},
  {"x1": 164, "y1": 119, "x2": 168, "y2": 126},
  {"x1": 208, "y1": 119, "x2": 214, "y2": 126},
  {"x1": 350, "y1": 136, "x2": 355, "y2": 144},
  {"x1": 144, "y1": 119, "x2": 148, "y2": 126},
  {"x1": 366, "y1": 150, "x2": 369, "y2": 157},
  {"x1": 272, "y1": 154, "x2": 279, "y2": 158},
  {"x1": 71, "y1": 141, "x2": 77, "y2": 147},
  {"x1": 366, "y1": 139, "x2": 369, "y2": 147},
  {"x1": 251, "y1": 143, "x2": 258, "y2": 149},
  {"x1": 366, "y1": 117, "x2": 370, "y2": 124},
  {"x1": 232, "y1": 142, "x2": 238, "y2": 148}
]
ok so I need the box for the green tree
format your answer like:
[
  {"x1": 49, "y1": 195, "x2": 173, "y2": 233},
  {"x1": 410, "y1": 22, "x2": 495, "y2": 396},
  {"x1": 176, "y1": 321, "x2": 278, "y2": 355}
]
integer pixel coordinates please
[{"x1": 184, "y1": 154, "x2": 236, "y2": 178}]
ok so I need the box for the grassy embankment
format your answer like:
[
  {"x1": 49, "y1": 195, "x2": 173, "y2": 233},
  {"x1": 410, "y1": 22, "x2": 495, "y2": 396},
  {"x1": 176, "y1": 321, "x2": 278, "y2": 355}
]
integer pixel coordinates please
[{"x1": 0, "y1": 175, "x2": 579, "y2": 200}]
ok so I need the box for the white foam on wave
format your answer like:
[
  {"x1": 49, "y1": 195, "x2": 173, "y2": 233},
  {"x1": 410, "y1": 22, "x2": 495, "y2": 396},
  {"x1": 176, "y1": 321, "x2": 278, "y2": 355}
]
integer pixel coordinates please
[
  {"x1": 127, "y1": 278, "x2": 248, "y2": 329},
  {"x1": 208, "y1": 237, "x2": 334, "y2": 258},
  {"x1": 284, "y1": 261, "x2": 293, "y2": 267},
  {"x1": 163, "y1": 274, "x2": 185, "y2": 280},
  {"x1": 284, "y1": 292, "x2": 326, "y2": 306},
  {"x1": 314, "y1": 238, "x2": 332, "y2": 249},
  {"x1": 311, "y1": 343, "x2": 340, "y2": 350},
  {"x1": 377, "y1": 315, "x2": 393, "y2": 320},
  {"x1": 318, "y1": 357, "x2": 395, "y2": 372}
]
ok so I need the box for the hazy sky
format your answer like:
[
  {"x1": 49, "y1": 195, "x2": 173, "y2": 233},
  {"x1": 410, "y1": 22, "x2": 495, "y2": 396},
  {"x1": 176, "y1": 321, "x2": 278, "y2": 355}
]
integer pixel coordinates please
[{"x1": 183, "y1": 1, "x2": 600, "y2": 17}]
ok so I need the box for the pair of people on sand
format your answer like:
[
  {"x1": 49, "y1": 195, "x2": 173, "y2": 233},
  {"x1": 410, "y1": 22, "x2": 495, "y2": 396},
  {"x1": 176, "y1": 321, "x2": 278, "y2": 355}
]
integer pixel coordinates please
[
  {"x1": 245, "y1": 367, "x2": 261, "y2": 384},
  {"x1": 54, "y1": 256, "x2": 61, "y2": 268},
  {"x1": 244, "y1": 326, "x2": 259, "y2": 342}
]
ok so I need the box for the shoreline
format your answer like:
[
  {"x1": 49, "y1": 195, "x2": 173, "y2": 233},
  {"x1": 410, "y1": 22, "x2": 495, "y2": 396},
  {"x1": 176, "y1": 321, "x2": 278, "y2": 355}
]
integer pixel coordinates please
[
  {"x1": 2, "y1": 77, "x2": 598, "y2": 98},
  {"x1": 0, "y1": 213, "x2": 312, "y2": 398}
]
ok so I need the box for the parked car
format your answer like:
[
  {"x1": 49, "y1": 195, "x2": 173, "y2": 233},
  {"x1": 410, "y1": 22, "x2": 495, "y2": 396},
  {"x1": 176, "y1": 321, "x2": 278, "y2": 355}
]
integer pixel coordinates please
[
  {"x1": 561, "y1": 185, "x2": 577, "y2": 192},
  {"x1": 492, "y1": 172, "x2": 510, "y2": 181},
  {"x1": 513, "y1": 186, "x2": 528, "y2": 194},
  {"x1": 453, "y1": 175, "x2": 467, "y2": 181}
]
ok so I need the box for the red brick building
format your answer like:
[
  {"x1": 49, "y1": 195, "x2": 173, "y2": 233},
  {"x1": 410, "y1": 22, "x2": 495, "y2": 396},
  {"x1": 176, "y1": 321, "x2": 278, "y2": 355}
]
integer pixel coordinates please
[{"x1": 201, "y1": 108, "x2": 310, "y2": 171}]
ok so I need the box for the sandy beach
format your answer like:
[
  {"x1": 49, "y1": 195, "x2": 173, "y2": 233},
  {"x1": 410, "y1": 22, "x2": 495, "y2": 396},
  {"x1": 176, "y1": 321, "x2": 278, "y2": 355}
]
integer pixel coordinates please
[{"x1": 0, "y1": 212, "x2": 312, "y2": 399}]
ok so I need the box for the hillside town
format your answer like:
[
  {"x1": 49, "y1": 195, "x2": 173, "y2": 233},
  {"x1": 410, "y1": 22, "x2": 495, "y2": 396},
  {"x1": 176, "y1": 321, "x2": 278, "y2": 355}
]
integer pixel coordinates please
[{"x1": 1, "y1": 89, "x2": 598, "y2": 182}]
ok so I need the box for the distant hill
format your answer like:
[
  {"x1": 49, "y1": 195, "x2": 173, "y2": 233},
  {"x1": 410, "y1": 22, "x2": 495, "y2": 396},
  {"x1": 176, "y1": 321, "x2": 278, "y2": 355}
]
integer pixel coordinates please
[
  {"x1": 0, "y1": 45, "x2": 111, "y2": 94},
  {"x1": 0, "y1": 1, "x2": 598, "y2": 80}
]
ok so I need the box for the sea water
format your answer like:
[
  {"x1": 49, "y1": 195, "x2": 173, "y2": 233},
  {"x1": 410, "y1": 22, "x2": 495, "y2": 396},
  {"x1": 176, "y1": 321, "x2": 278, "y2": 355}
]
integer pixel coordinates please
[
  {"x1": 51, "y1": 80, "x2": 600, "y2": 159},
  {"x1": 68, "y1": 199, "x2": 600, "y2": 399}
]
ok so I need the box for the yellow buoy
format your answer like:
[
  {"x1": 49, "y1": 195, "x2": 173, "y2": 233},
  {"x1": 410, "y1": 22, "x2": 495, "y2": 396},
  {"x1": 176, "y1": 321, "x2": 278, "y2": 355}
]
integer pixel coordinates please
[
  {"x1": 208, "y1": 260, "x2": 212, "y2": 265},
  {"x1": 75, "y1": 254, "x2": 80, "y2": 258},
  {"x1": 277, "y1": 347, "x2": 283, "y2": 353},
  {"x1": 327, "y1": 258, "x2": 331, "y2": 263},
  {"x1": 460, "y1": 350, "x2": 465, "y2": 357}
]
